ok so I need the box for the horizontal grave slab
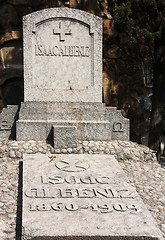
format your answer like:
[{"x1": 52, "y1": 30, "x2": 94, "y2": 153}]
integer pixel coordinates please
[{"x1": 22, "y1": 154, "x2": 163, "y2": 240}]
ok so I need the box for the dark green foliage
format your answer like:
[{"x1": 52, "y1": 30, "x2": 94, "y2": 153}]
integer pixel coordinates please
[
  {"x1": 113, "y1": 0, "x2": 160, "y2": 47},
  {"x1": 109, "y1": 0, "x2": 165, "y2": 150}
]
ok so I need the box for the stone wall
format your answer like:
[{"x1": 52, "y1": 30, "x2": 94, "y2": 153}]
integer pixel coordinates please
[{"x1": 0, "y1": 0, "x2": 152, "y2": 144}]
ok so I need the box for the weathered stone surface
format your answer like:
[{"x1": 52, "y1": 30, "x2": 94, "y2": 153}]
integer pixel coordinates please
[
  {"x1": 23, "y1": 8, "x2": 102, "y2": 102},
  {"x1": 2, "y1": 139, "x2": 157, "y2": 162},
  {"x1": 22, "y1": 153, "x2": 163, "y2": 239},
  {"x1": 16, "y1": 121, "x2": 47, "y2": 141},
  {"x1": 53, "y1": 125, "x2": 77, "y2": 148},
  {"x1": 106, "y1": 107, "x2": 130, "y2": 141},
  {"x1": 16, "y1": 102, "x2": 129, "y2": 142},
  {"x1": 0, "y1": 105, "x2": 18, "y2": 139}
]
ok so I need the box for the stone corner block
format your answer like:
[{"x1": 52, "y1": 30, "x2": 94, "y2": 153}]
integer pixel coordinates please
[{"x1": 53, "y1": 125, "x2": 77, "y2": 148}]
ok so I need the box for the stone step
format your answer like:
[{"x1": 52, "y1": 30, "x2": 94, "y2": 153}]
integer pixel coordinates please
[
  {"x1": 18, "y1": 111, "x2": 107, "y2": 121},
  {"x1": 16, "y1": 119, "x2": 112, "y2": 141},
  {"x1": 18, "y1": 102, "x2": 108, "y2": 121},
  {"x1": 19, "y1": 107, "x2": 106, "y2": 114},
  {"x1": 21, "y1": 101, "x2": 106, "y2": 107},
  {"x1": 20, "y1": 102, "x2": 106, "y2": 112}
]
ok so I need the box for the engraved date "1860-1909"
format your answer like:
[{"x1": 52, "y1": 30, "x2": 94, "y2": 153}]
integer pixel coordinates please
[{"x1": 29, "y1": 202, "x2": 138, "y2": 213}]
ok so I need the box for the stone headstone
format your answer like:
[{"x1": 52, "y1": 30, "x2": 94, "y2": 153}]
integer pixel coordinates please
[
  {"x1": 22, "y1": 153, "x2": 163, "y2": 239},
  {"x1": 16, "y1": 8, "x2": 130, "y2": 145},
  {"x1": 23, "y1": 8, "x2": 102, "y2": 102}
]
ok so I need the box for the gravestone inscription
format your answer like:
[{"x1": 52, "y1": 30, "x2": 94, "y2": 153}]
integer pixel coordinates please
[
  {"x1": 23, "y1": 8, "x2": 102, "y2": 102},
  {"x1": 22, "y1": 154, "x2": 163, "y2": 239}
]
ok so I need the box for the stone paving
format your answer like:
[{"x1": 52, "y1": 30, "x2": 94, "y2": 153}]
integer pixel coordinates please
[{"x1": 0, "y1": 139, "x2": 164, "y2": 239}]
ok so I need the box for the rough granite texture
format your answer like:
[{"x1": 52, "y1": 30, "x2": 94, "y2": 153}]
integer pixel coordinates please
[
  {"x1": 22, "y1": 154, "x2": 163, "y2": 239},
  {"x1": 53, "y1": 125, "x2": 77, "y2": 148},
  {"x1": 23, "y1": 8, "x2": 102, "y2": 102},
  {"x1": 16, "y1": 102, "x2": 129, "y2": 144},
  {"x1": 0, "y1": 105, "x2": 18, "y2": 139},
  {"x1": 0, "y1": 139, "x2": 165, "y2": 239}
]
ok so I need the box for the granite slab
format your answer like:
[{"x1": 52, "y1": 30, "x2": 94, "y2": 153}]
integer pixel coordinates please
[{"x1": 22, "y1": 154, "x2": 163, "y2": 239}]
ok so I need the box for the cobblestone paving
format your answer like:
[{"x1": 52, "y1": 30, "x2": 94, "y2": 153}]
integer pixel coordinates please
[
  {"x1": 119, "y1": 160, "x2": 165, "y2": 239},
  {"x1": 0, "y1": 157, "x2": 18, "y2": 240},
  {"x1": 0, "y1": 139, "x2": 164, "y2": 239}
]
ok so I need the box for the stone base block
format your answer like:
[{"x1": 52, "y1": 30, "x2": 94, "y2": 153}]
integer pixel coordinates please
[
  {"x1": 53, "y1": 125, "x2": 77, "y2": 148},
  {"x1": 16, "y1": 102, "x2": 130, "y2": 142},
  {"x1": 16, "y1": 121, "x2": 47, "y2": 141}
]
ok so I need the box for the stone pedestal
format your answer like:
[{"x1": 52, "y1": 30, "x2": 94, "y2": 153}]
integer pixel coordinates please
[{"x1": 16, "y1": 102, "x2": 129, "y2": 146}]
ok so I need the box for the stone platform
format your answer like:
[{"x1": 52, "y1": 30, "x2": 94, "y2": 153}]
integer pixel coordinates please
[
  {"x1": 16, "y1": 102, "x2": 129, "y2": 146},
  {"x1": 22, "y1": 153, "x2": 163, "y2": 239}
]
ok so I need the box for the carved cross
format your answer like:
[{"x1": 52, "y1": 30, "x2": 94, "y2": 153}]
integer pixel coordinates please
[{"x1": 53, "y1": 22, "x2": 71, "y2": 42}]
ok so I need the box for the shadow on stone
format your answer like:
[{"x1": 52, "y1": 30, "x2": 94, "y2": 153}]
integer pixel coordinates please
[
  {"x1": 16, "y1": 161, "x2": 23, "y2": 240},
  {"x1": 46, "y1": 126, "x2": 53, "y2": 146},
  {"x1": 9, "y1": 104, "x2": 20, "y2": 140}
]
